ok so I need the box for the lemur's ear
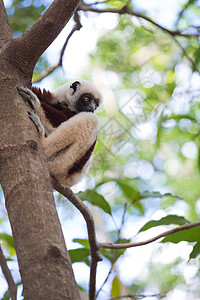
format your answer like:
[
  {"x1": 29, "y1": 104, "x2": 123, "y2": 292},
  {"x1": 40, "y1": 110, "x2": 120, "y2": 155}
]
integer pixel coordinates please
[{"x1": 70, "y1": 81, "x2": 81, "y2": 94}]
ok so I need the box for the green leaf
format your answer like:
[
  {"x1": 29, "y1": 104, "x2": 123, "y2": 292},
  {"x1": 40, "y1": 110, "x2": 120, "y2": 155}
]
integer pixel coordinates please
[
  {"x1": 189, "y1": 242, "x2": 200, "y2": 260},
  {"x1": 57, "y1": 193, "x2": 62, "y2": 201},
  {"x1": 115, "y1": 179, "x2": 138, "y2": 200},
  {"x1": 73, "y1": 239, "x2": 90, "y2": 249},
  {"x1": 139, "y1": 215, "x2": 190, "y2": 233},
  {"x1": 68, "y1": 248, "x2": 90, "y2": 265},
  {"x1": 114, "y1": 181, "x2": 181, "y2": 215},
  {"x1": 162, "y1": 227, "x2": 200, "y2": 244},
  {"x1": 77, "y1": 285, "x2": 87, "y2": 292},
  {"x1": 115, "y1": 179, "x2": 144, "y2": 214},
  {"x1": 0, "y1": 233, "x2": 15, "y2": 256},
  {"x1": 139, "y1": 191, "x2": 182, "y2": 200},
  {"x1": 77, "y1": 190, "x2": 112, "y2": 215},
  {"x1": 110, "y1": 275, "x2": 121, "y2": 299}
]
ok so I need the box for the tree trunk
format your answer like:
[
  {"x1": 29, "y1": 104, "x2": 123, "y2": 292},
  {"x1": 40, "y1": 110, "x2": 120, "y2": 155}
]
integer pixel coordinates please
[{"x1": 0, "y1": 0, "x2": 81, "y2": 299}]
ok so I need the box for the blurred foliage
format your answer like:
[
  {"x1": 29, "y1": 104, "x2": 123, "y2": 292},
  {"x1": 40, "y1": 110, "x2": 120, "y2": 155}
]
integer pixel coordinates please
[
  {"x1": 6, "y1": 0, "x2": 47, "y2": 34},
  {"x1": 1, "y1": 0, "x2": 200, "y2": 299}
]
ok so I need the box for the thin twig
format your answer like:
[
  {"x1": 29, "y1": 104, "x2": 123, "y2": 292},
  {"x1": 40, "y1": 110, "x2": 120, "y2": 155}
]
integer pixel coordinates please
[
  {"x1": 118, "y1": 202, "x2": 127, "y2": 237},
  {"x1": 99, "y1": 221, "x2": 200, "y2": 249},
  {"x1": 34, "y1": 2, "x2": 199, "y2": 83},
  {"x1": 33, "y1": 12, "x2": 82, "y2": 83},
  {"x1": 176, "y1": 1, "x2": 192, "y2": 26},
  {"x1": 96, "y1": 203, "x2": 128, "y2": 297},
  {"x1": 172, "y1": 36, "x2": 199, "y2": 72},
  {"x1": 78, "y1": 3, "x2": 199, "y2": 71},
  {"x1": 96, "y1": 266, "x2": 114, "y2": 298},
  {"x1": 0, "y1": 245, "x2": 17, "y2": 300},
  {"x1": 78, "y1": 3, "x2": 200, "y2": 38},
  {"x1": 51, "y1": 178, "x2": 102, "y2": 300}
]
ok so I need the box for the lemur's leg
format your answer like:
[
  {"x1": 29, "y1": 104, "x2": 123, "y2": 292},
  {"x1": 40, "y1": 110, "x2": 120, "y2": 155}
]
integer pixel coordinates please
[
  {"x1": 28, "y1": 110, "x2": 46, "y2": 138},
  {"x1": 42, "y1": 112, "x2": 99, "y2": 186},
  {"x1": 42, "y1": 112, "x2": 98, "y2": 158}
]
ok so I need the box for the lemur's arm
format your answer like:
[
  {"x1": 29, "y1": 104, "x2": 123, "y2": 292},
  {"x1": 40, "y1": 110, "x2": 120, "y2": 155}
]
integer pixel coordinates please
[{"x1": 17, "y1": 86, "x2": 56, "y2": 134}]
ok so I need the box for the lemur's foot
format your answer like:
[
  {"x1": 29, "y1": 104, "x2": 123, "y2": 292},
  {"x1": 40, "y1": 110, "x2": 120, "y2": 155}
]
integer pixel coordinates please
[
  {"x1": 17, "y1": 85, "x2": 38, "y2": 106},
  {"x1": 28, "y1": 110, "x2": 46, "y2": 137}
]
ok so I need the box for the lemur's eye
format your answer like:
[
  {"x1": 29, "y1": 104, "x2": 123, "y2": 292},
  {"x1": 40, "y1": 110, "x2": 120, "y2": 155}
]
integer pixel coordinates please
[{"x1": 84, "y1": 96, "x2": 90, "y2": 102}]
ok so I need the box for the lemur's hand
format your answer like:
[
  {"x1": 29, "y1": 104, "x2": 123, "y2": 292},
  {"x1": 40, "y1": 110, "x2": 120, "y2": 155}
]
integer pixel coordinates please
[{"x1": 17, "y1": 85, "x2": 39, "y2": 107}]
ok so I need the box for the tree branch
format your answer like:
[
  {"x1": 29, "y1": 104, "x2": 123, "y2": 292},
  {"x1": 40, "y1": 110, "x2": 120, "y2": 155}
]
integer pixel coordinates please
[
  {"x1": 51, "y1": 177, "x2": 200, "y2": 299},
  {"x1": 99, "y1": 221, "x2": 200, "y2": 250},
  {"x1": 78, "y1": 3, "x2": 199, "y2": 38},
  {"x1": 96, "y1": 203, "x2": 128, "y2": 298},
  {"x1": 32, "y1": 0, "x2": 199, "y2": 82},
  {"x1": 0, "y1": 0, "x2": 13, "y2": 49},
  {"x1": 51, "y1": 178, "x2": 102, "y2": 300},
  {"x1": 51, "y1": 178, "x2": 200, "y2": 299},
  {"x1": 33, "y1": 12, "x2": 82, "y2": 83},
  {"x1": 10, "y1": 0, "x2": 81, "y2": 72},
  {"x1": 0, "y1": 245, "x2": 17, "y2": 300},
  {"x1": 78, "y1": 2, "x2": 199, "y2": 71},
  {"x1": 172, "y1": 36, "x2": 199, "y2": 72}
]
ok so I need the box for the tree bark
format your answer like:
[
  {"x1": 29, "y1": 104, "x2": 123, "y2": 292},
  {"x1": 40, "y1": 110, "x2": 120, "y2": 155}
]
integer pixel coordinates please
[
  {"x1": 0, "y1": 0, "x2": 81, "y2": 299},
  {"x1": 0, "y1": 0, "x2": 13, "y2": 48}
]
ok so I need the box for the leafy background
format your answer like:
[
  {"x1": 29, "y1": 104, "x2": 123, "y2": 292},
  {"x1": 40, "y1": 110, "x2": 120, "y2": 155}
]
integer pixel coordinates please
[{"x1": 0, "y1": 0, "x2": 200, "y2": 299}]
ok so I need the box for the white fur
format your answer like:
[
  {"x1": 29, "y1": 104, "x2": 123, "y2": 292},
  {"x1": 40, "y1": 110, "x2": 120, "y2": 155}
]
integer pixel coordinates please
[
  {"x1": 53, "y1": 80, "x2": 103, "y2": 112},
  {"x1": 42, "y1": 113, "x2": 99, "y2": 186}
]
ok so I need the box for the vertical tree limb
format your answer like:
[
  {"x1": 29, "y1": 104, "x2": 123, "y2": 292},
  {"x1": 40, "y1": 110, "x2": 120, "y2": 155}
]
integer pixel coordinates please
[
  {"x1": 52, "y1": 178, "x2": 102, "y2": 300},
  {"x1": 0, "y1": 1, "x2": 81, "y2": 299},
  {"x1": 0, "y1": 0, "x2": 13, "y2": 48},
  {"x1": 0, "y1": 245, "x2": 17, "y2": 300}
]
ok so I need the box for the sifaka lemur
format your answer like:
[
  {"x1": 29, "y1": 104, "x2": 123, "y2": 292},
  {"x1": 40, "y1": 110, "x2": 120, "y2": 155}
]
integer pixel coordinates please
[{"x1": 17, "y1": 80, "x2": 103, "y2": 187}]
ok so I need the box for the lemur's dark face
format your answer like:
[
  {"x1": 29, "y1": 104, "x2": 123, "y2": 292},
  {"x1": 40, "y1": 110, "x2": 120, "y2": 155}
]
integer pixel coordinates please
[
  {"x1": 75, "y1": 94, "x2": 100, "y2": 113},
  {"x1": 68, "y1": 80, "x2": 101, "y2": 113}
]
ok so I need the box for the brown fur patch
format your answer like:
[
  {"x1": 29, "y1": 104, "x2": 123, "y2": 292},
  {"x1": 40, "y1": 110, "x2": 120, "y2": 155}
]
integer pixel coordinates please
[
  {"x1": 32, "y1": 87, "x2": 56, "y2": 103},
  {"x1": 68, "y1": 139, "x2": 97, "y2": 176},
  {"x1": 32, "y1": 87, "x2": 77, "y2": 127},
  {"x1": 40, "y1": 102, "x2": 69, "y2": 127}
]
